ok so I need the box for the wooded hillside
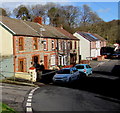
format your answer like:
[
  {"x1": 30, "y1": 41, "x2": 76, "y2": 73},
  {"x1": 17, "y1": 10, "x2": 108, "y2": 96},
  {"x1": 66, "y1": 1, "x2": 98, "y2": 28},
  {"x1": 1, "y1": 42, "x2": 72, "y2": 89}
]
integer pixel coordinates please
[
  {"x1": 0, "y1": 3, "x2": 119, "y2": 45},
  {"x1": 75, "y1": 20, "x2": 120, "y2": 45}
]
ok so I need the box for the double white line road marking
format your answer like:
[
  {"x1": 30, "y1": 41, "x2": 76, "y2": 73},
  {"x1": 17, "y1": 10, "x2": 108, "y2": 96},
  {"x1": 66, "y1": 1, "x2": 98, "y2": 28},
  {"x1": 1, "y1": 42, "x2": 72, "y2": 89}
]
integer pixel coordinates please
[{"x1": 26, "y1": 87, "x2": 39, "y2": 113}]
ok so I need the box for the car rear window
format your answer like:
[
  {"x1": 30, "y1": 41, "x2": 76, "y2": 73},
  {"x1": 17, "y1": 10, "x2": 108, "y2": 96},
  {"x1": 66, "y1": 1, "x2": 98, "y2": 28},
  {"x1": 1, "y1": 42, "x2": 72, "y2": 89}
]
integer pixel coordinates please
[
  {"x1": 75, "y1": 65, "x2": 84, "y2": 69},
  {"x1": 86, "y1": 65, "x2": 91, "y2": 68},
  {"x1": 57, "y1": 69, "x2": 70, "y2": 74}
]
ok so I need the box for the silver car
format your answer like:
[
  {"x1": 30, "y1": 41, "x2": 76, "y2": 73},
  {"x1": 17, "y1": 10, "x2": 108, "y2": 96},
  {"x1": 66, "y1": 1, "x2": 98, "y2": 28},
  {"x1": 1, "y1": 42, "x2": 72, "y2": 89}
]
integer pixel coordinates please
[{"x1": 53, "y1": 67, "x2": 80, "y2": 83}]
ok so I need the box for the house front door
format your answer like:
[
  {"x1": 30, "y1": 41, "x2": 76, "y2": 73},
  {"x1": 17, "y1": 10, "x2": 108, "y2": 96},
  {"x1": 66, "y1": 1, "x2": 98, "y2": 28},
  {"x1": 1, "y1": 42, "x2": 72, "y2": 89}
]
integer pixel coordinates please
[
  {"x1": 44, "y1": 55, "x2": 48, "y2": 69},
  {"x1": 18, "y1": 58, "x2": 25, "y2": 72}
]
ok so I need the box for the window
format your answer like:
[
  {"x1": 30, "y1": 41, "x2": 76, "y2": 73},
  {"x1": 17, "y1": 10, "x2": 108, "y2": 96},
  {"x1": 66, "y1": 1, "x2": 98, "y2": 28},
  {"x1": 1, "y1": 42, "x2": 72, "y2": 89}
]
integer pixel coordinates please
[
  {"x1": 75, "y1": 41, "x2": 77, "y2": 49},
  {"x1": 18, "y1": 58, "x2": 25, "y2": 72},
  {"x1": 64, "y1": 41, "x2": 66, "y2": 49},
  {"x1": 70, "y1": 41, "x2": 72, "y2": 50},
  {"x1": 86, "y1": 65, "x2": 91, "y2": 68},
  {"x1": 33, "y1": 38, "x2": 38, "y2": 50},
  {"x1": 19, "y1": 37, "x2": 24, "y2": 51},
  {"x1": 52, "y1": 40, "x2": 55, "y2": 49},
  {"x1": 59, "y1": 41, "x2": 61, "y2": 50},
  {"x1": 43, "y1": 41, "x2": 47, "y2": 50},
  {"x1": 51, "y1": 55, "x2": 56, "y2": 65},
  {"x1": 57, "y1": 69, "x2": 70, "y2": 74},
  {"x1": 61, "y1": 41, "x2": 63, "y2": 50},
  {"x1": 75, "y1": 65, "x2": 84, "y2": 69}
]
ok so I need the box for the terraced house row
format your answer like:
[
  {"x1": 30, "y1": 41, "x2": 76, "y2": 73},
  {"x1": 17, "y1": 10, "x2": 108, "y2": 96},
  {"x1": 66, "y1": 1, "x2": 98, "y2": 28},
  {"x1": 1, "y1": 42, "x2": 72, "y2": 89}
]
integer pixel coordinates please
[{"x1": 0, "y1": 16, "x2": 79, "y2": 78}]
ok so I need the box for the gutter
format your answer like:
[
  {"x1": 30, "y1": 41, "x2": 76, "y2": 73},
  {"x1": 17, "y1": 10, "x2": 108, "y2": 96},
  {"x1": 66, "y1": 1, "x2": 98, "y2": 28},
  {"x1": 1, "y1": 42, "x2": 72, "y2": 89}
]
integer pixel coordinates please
[{"x1": 0, "y1": 21, "x2": 16, "y2": 35}]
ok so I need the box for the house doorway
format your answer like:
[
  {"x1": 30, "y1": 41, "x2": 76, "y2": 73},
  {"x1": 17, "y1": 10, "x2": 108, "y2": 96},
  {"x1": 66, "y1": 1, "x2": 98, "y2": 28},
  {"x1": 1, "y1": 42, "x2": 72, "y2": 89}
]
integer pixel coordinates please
[
  {"x1": 18, "y1": 58, "x2": 25, "y2": 72},
  {"x1": 44, "y1": 55, "x2": 48, "y2": 69},
  {"x1": 70, "y1": 53, "x2": 76, "y2": 65},
  {"x1": 32, "y1": 55, "x2": 39, "y2": 64}
]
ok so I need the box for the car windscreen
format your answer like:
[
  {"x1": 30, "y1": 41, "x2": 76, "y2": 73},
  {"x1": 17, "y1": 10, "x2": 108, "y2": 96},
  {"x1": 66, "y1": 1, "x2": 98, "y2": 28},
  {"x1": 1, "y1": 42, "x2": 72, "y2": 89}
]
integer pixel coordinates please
[
  {"x1": 57, "y1": 69, "x2": 70, "y2": 74},
  {"x1": 75, "y1": 65, "x2": 84, "y2": 69}
]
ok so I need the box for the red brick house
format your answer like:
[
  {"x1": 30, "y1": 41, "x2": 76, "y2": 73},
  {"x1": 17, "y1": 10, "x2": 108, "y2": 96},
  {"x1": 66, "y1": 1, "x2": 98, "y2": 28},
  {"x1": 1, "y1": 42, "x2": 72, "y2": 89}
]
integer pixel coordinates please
[
  {"x1": 56, "y1": 27, "x2": 79, "y2": 64},
  {"x1": 0, "y1": 16, "x2": 79, "y2": 77}
]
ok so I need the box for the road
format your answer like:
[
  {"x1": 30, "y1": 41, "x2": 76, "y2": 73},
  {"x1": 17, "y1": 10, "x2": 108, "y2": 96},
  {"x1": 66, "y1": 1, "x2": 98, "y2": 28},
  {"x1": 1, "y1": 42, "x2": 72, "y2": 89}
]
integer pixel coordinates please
[
  {"x1": 1, "y1": 83, "x2": 34, "y2": 113},
  {"x1": 31, "y1": 83, "x2": 120, "y2": 112}
]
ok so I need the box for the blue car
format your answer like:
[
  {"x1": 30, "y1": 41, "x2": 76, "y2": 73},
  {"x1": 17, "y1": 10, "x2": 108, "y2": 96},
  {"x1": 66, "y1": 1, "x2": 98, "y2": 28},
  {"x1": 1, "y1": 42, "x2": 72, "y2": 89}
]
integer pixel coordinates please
[{"x1": 74, "y1": 64, "x2": 92, "y2": 76}]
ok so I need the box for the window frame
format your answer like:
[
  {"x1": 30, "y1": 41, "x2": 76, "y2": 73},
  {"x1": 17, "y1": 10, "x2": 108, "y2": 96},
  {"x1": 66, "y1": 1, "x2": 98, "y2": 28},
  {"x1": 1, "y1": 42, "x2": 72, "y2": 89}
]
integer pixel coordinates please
[
  {"x1": 70, "y1": 41, "x2": 72, "y2": 50},
  {"x1": 43, "y1": 41, "x2": 47, "y2": 51},
  {"x1": 33, "y1": 37, "x2": 38, "y2": 50},
  {"x1": 51, "y1": 40, "x2": 55, "y2": 50},
  {"x1": 18, "y1": 37, "x2": 24, "y2": 51},
  {"x1": 74, "y1": 41, "x2": 77, "y2": 49}
]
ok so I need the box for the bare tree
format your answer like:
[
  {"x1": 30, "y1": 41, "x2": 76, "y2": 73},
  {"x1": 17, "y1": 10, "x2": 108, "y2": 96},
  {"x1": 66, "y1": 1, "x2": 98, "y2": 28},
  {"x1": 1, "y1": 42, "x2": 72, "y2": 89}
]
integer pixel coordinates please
[
  {"x1": 62, "y1": 5, "x2": 80, "y2": 27},
  {"x1": 80, "y1": 5, "x2": 103, "y2": 26},
  {"x1": 47, "y1": 5, "x2": 80, "y2": 27},
  {"x1": 28, "y1": 3, "x2": 57, "y2": 24},
  {"x1": 13, "y1": 5, "x2": 30, "y2": 20},
  {"x1": 0, "y1": 8, "x2": 11, "y2": 16}
]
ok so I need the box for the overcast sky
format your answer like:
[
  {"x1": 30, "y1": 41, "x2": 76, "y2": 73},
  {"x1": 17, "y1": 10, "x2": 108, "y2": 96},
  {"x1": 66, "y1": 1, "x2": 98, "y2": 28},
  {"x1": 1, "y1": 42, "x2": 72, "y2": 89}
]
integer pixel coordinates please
[{"x1": 0, "y1": 0, "x2": 119, "y2": 22}]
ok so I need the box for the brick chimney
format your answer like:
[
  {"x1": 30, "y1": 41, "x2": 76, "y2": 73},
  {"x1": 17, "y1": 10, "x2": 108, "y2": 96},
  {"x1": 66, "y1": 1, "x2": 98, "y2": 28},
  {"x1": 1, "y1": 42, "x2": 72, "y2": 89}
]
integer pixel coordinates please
[{"x1": 33, "y1": 16, "x2": 42, "y2": 25}]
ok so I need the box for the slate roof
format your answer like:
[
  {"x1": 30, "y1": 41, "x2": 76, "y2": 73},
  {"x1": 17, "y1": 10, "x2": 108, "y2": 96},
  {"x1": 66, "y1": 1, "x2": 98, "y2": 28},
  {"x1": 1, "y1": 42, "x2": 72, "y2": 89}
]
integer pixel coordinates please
[
  {"x1": 0, "y1": 16, "x2": 40, "y2": 36},
  {"x1": 0, "y1": 16, "x2": 69, "y2": 39},
  {"x1": 92, "y1": 33, "x2": 106, "y2": 41},
  {"x1": 56, "y1": 27, "x2": 79, "y2": 40},
  {"x1": 76, "y1": 31, "x2": 106, "y2": 42}
]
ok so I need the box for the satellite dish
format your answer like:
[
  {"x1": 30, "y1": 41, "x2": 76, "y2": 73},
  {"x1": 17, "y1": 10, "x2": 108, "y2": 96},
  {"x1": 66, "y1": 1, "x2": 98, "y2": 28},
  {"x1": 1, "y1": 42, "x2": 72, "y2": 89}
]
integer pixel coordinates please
[{"x1": 40, "y1": 28, "x2": 45, "y2": 31}]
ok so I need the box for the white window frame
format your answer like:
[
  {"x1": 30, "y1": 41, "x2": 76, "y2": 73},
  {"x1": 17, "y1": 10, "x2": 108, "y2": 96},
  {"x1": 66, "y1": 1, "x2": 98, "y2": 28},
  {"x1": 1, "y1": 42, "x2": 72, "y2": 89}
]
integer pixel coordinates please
[
  {"x1": 51, "y1": 55, "x2": 56, "y2": 65},
  {"x1": 59, "y1": 42, "x2": 61, "y2": 50},
  {"x1": 43, "y1": 41, "x2": 47, "y2": 50},
  {"x1": 64, "y1": 41, "x2": 67, "y2": 49},
  {"x1": 52, "y1": 40, "x2": 55, "y2": 50}
]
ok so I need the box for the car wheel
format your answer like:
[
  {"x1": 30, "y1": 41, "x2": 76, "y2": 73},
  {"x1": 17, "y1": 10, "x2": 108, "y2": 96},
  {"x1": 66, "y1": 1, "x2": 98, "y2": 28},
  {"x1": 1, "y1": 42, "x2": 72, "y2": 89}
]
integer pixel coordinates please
[
  {"x1": 90, "y1": 71, "x2": 93, "y2": 75},
  {"x1": 69, "y1": 77, "x2": 72, "y2": 83},
  {"x1": 86, "y1": 73, "x2": 89, "y2": 77},
  {"x1": 77, "y1": 75, "x2": 80, "y2": 80}
]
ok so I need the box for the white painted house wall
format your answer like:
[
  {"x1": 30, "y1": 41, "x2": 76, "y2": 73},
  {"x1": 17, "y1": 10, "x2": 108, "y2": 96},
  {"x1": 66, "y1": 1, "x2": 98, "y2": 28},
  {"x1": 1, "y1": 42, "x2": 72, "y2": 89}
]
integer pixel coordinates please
[
  {"x1": 0, "y1": 25, "x2": 14, "y2": 78},
  {"x1": 93, "y1": 41, "x2": 100, "y2": 57},
  {"x1": 73, "y1": 33, "x2": 90, "y2": 60},
  {"x1": 0, "y1": 25, "x2": 13, "y2": 56}
]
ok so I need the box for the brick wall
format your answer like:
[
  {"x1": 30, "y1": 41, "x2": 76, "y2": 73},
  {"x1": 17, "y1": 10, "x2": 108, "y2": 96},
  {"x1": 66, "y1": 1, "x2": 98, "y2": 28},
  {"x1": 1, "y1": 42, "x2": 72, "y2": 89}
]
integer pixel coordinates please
[{"x1": 13, "y1": 36, "x2": 72, "y2": 72}]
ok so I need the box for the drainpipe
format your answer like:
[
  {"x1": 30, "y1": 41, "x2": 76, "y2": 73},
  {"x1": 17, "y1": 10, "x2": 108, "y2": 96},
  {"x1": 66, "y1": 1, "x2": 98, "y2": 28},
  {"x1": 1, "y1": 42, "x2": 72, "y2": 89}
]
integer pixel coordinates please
[
  {"x1": 56, "y1": 39, "x2": 59, "y2": 66},
  {"x1": 90, "y1": 42, "x2": 91, "y2": 60}
]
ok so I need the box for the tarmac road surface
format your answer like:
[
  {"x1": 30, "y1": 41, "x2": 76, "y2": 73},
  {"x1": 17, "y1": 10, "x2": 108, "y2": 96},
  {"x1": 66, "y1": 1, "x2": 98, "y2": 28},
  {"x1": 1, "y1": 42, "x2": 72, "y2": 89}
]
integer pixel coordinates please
[
  {"x1": 1, "y1": 83, "x2": 34, "y2": 113},
  {"x1": 31, "y1": 85, "x2": 120, "y2": 112}
]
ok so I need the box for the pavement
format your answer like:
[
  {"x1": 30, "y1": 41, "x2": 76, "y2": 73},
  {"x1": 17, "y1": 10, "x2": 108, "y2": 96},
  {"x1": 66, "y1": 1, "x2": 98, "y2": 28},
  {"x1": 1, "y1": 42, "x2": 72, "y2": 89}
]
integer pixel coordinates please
[
  {"x1": 91, "y1": 59, "x2": 120, "y2": 76},
  {"x1": 90, "y1": 59, "x2": 110, "y2": 68},
  {"x1": 1, "y1": 59, "x2": 119, "y2": 87}
]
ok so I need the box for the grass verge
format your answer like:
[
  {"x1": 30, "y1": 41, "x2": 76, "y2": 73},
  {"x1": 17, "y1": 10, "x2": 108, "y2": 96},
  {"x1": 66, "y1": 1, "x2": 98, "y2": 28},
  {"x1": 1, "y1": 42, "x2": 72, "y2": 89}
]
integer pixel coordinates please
[{"x1": 0, "y1": 102, "x2": 18, "y2": 113}]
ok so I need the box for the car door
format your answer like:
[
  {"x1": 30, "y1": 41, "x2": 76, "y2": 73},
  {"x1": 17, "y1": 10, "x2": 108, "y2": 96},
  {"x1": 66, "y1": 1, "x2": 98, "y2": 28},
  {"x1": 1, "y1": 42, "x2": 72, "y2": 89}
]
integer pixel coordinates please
[
  {"x1": 69, "y1": 69, "x2": 74, "y2": 80},
  {"x1": 72, "y1": 69, "x2": 79, "y2": 80},
  {"x1": 86, "y1": 65, "x2": 92, "y2": 75}
]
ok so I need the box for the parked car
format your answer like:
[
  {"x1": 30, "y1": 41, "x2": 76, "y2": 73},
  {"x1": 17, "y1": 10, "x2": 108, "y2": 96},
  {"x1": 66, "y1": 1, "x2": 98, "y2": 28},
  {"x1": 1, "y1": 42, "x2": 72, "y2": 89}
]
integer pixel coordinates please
[
  {"x1": 74, "y1": 64, "x2": 92, "y2": 76},
  {"x1": 52, "y1": 67, "x2": 80, "y2": 83},
  {"x1": 112, "y1": 51, "x2": 120, "y2": 59}
]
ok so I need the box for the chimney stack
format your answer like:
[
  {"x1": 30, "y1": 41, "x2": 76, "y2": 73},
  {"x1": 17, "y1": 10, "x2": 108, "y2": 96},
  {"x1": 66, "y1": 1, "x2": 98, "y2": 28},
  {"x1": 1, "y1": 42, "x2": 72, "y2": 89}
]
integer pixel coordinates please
[{"x1": 33, "y1": 16, "x2": 42, "y2": 25}]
